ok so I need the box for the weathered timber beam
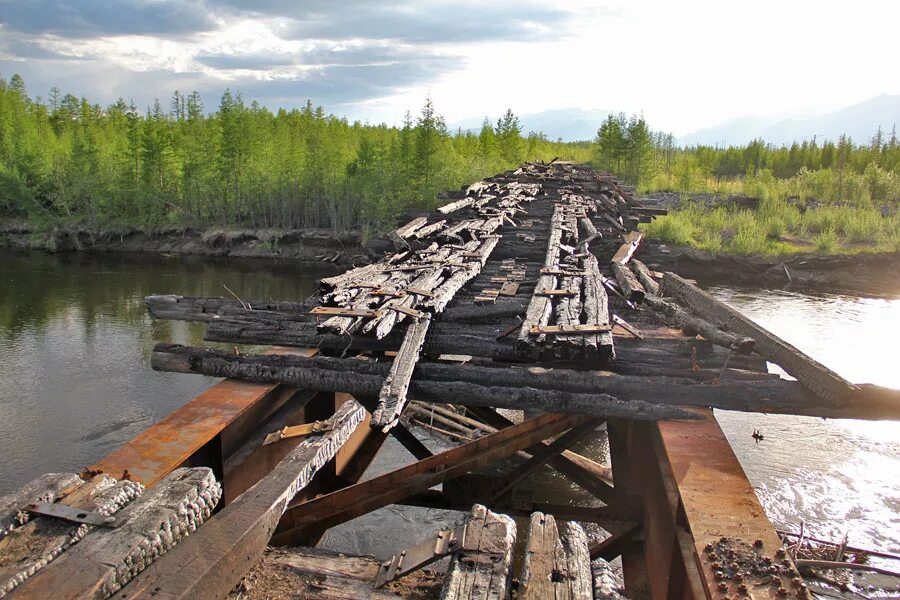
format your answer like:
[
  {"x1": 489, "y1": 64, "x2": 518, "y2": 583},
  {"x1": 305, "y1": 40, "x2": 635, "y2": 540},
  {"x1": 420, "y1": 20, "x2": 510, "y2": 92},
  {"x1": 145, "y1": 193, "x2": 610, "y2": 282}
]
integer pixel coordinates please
[
  {"x1": 389, "y1": 216, "x2": 428, "y2": 248},
  {"x1": 148, "y1": 343, "x2": 900, "y2": 419},
  {"x1": 610, "y1": 262, "x2": 646, "y2": 304},
  {"x1": 371, "y1": 316, "x2": 431, "y2": 431},
  {"x1": 611, "y1": 231, "x2": 642, "y2": 264},
  {"x1": 644, "y1": 294, "x2": 755, "y2": 354},
  {"x1": 630, "y1": 259, "x2": 660, "y2": 295},
  {"x1": 13, "y1": 468, "x2": 221, "y2": 600},
  {"x1": 150, "y1": 344, "x2": 700, "y2": 421},
  {"x1": 0, "y1": 473, "x2": 83, "y2": 540},
  {"x1": 144, "y1": 294, "x2": 312, "y2": 323},
  {"x1": 662, "y1": 272, "x2": 857, "y2": 405},
  {"x1": 440, "y1": 505, "x2": 516, "y2": 600},
  {"x1": 519, "y1": 513, "x2": 592, "y2": 600},
  {"x1": 104, "y1": 400, "x2": 366, "y2": 600},
  {"x1": 437, "y1": 197, "x2": 475, "y2": 214},
  {"x1": 583, "y1": 253, "x2": 615, "y2": 355},
  {"x1": 0, "y1": 475, "x2": 143, "y2": 597},
  {"x1": 440, "y1": 301, "x2": 526, "y2": 323},
  {"x1": 271, "y1": 413, "x2": 580, "y2": 545}
]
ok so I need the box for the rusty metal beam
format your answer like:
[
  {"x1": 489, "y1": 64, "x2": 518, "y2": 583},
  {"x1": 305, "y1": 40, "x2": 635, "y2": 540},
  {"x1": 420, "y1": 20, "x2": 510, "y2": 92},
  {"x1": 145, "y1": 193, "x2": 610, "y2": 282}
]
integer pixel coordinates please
[
  {"x1": 91, "y1": 348, "x2": 316, "y2": 488},
  {"x1": 271, "y1": 412, "x2": 582, "y2": 546},
  {"x1": 655, "y1": 408, "x2": 803, "y2": 600}
]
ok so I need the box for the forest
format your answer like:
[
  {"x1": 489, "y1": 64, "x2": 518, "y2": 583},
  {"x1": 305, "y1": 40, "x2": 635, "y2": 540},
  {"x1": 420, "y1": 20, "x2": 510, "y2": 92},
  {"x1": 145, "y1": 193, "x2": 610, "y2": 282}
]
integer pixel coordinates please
[
  {"x1": 1, "y1": 72, "x2": 899, "y2": 254},
  {"x1": 0, "y1": 73, "x2": 590, "y2": 235}
]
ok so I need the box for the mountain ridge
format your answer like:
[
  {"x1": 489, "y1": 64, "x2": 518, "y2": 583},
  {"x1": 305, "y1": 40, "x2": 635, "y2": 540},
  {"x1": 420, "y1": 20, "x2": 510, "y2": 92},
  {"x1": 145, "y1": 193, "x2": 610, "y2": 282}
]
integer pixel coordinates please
[{"x1": 449, "y1": 95, "x2": 900, "y2": 146}]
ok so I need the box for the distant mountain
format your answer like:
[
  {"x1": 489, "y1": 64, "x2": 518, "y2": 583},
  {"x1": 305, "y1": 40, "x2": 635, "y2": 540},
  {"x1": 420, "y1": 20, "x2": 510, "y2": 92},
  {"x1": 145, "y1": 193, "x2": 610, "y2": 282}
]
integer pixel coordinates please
[
  {"x1": 450, "y1": 107, "x2": 611, "y2": 142},
  {"x1": 449, "y1": 95, "x2": 900, "y2": 147},
  {"x1": 680, "y1": 95, "x2": 900, "y2": 146}
]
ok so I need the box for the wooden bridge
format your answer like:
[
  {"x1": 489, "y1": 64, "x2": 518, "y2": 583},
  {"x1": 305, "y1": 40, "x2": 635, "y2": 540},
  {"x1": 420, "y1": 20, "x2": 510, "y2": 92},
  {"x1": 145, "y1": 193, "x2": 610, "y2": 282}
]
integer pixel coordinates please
[{"x1": 1, "y1": 162, "x2": 897, "y2": 600}]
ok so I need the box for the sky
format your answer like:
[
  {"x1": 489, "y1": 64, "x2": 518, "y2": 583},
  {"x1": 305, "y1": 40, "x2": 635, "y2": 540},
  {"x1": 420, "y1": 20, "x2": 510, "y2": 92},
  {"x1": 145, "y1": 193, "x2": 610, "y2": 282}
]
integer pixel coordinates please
[{"x1": 0, "y1": 0, "x2": 897, "y2": 135}]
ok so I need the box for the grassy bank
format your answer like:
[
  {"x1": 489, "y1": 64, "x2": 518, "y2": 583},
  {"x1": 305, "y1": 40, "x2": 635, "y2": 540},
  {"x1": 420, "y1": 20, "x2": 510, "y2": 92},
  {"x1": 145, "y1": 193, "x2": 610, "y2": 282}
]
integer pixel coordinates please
[{"x1": 641, "y1": 199, "x2": 900, "y2": 256}]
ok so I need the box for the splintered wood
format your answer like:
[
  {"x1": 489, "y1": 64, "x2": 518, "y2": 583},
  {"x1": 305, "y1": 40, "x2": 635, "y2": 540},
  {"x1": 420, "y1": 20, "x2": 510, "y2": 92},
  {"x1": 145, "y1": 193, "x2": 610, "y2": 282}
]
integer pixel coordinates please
[{"x1": 440, "y1": 504, "x2": 516, "y2": 600}]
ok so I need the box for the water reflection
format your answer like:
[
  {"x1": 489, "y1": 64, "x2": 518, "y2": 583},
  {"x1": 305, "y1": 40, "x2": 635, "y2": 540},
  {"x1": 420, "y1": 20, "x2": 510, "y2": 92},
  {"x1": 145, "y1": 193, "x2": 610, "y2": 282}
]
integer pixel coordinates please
[
  {"x1": 710, "y1": 286, "x2": 900, "y2": 555},
  {"x1": 0, "y1": 249, "x2": 330, "y2": 493}
]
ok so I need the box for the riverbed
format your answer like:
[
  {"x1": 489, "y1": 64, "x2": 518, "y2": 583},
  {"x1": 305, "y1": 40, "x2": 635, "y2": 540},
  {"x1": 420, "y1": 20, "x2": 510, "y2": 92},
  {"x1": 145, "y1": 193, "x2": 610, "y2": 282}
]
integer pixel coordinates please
[{"x1": 0, "y1": 249, "x2": 898, "y2": 561}]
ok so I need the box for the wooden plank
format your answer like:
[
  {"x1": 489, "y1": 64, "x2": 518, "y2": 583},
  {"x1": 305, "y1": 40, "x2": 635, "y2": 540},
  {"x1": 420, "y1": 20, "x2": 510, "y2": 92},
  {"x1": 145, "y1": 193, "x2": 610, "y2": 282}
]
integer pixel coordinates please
[
  {"x1": 440, "y1": 504, "x2": 515, "y2": 600},
  {"x1": 582, "y1": 253, "x2": 614, "y2": 356},
  {"x1": 612, "y1": 314, "x2": 644, "y2": 339},
  {"x1": 662, "y1": 272, "x2": 856, "y2": 404},
  {"x1": 438, "y1": 197, "x2": 476, "y2": 214},
  {"x1": 0, "y1": 476, "x2": 142, "y2": 596},
  {"x1": 529, "y1": 324, "x2": 612, "y2": 335},
  {"x1": 536, "y1": 288, "x2": 576, "y2": 297},
  {"x1": 498, "y1": 282, "x2": 519, "y2": 296},
  {"x1": 383, "y1": 304, "x2": 425, "y2": 319},
  {"x1": 390, "y1": 217, "x2": 428, "y2": 247},
  {"x1": 310, "y1": 306, "x2": 380, "y2": 318},
  {"x1": 103, "y1": 400, "x2": 366, "y2": 600},
  {"x1": 371, "y1": 315, "x2": 432, "y2": 431},
  {"x1": 519, "y1": 205, "x2": 564, "y2": 347},
  {"x1": 540, "y1": 268, "x2": 585, "y2": 276},
  {"x1": 519, "y1": 513, "x2": 592, "y2": 600},
  {"x1": 271, "y1": 413, "x2": 580, "y2": 545},
  {"x1": 0, "y1": 473, "x2": 83, "y2": 540},
  {"x1": 12, "y1": 468, "x2": 221, "y2": 600},
  {"x1": 611, "y1": 231, "x2": 642, "y2": 265},
  {"x1": 413, "y1": 220, "x2": 447, "y2": 239}
]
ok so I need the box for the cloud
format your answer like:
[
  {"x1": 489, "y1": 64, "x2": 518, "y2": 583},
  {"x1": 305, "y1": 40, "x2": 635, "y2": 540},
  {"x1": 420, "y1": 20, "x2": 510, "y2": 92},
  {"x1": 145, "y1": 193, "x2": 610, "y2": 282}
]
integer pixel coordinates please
[
  {"x1": 201, "y1": 59, "x2": 463, "y2": 108},
  {"x1": 0, "y1": 0, "x2": 217, "y2": 38},
  {"x1": 220, "y1": 0, "x2": 576, "y2": 44},
  {"x1": 194, "y1": 50, "x2": 295, "y2": 70}
]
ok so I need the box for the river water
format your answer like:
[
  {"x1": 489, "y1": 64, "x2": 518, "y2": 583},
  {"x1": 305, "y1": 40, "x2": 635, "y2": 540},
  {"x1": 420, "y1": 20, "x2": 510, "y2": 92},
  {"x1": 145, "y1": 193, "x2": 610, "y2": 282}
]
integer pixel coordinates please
[{"x1": 0, "y1": 249, "x2": 898, "y2": 562}]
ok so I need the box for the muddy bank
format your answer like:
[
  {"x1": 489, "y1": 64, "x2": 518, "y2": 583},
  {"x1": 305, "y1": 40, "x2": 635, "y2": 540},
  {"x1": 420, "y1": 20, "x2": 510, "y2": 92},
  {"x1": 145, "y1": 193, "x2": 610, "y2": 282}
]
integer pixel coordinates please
[
  {"x1": 3, "y1": 223, "x2": 898, "y2": 297},
  {"x1": 0, "y1": 224, "x2": 371, "y2": 265},
  {"x1": 638, "y1": 240, "x2": 900, "y2": 297}
]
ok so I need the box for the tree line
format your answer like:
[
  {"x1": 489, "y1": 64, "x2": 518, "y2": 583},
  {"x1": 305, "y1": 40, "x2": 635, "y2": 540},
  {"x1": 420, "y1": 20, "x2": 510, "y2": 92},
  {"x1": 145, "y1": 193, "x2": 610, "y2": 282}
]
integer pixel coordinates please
[
  {"x1": 0, "y1": 74, "x2": 590, "y2": 233},
  {"x1": 595, "y1": 111, "x2": 900, "y2": 206}
]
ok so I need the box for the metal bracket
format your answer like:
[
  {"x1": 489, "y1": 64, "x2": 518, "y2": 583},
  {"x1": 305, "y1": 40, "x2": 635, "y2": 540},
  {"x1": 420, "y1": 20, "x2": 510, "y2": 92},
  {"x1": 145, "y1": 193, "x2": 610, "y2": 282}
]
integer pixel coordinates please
[
  {"x1": 374, "y1": 526, "x2": 463, "y2": 587},
  {"x1": 24, "y1": 502, "x2": 117, "y2": 527},
  {"x1": 262, "y1": 419, "x2": 335, "y2": 446}
]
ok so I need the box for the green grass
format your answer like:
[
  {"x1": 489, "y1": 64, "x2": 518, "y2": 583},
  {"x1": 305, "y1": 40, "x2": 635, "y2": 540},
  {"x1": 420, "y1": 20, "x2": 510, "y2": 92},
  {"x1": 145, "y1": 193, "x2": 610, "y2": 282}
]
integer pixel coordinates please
[{"x1": 641, "y1": 201, "x2": 899, "y2": 256}]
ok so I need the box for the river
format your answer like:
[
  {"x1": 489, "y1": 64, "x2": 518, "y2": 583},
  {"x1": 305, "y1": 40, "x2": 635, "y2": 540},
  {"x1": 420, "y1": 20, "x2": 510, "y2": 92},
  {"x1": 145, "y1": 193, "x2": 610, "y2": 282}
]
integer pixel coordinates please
[{"x1": 0, "y1": 249, "x2": 898, "y2": 563}]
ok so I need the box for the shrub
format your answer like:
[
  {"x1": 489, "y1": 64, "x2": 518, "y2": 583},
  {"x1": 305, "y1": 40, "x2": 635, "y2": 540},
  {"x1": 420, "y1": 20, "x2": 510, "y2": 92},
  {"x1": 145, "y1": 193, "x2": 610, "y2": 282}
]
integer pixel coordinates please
[
  {"x1": 641, "y1": 214, "x2": 694, "y2": 246},
  {"x1": 815, "y1": 228, "x2": 838, "y2": 253}
]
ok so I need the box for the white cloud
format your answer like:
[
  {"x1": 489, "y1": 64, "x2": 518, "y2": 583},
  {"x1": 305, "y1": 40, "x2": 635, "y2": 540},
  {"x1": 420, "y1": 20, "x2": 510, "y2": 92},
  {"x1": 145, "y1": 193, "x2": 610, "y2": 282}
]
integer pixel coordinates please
[{"x1": 1, "y1": 0, "x2": 897, "y2": 134}]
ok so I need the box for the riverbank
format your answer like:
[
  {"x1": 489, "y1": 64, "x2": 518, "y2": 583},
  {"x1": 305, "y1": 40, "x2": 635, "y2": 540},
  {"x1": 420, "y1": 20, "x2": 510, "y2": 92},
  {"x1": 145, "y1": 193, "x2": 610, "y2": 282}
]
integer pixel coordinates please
[
  {"x1": 4, "y1": 222, "x2": 899, "y2": 297},
  {"x1": 639, "y1": 240, "x2": 900, "y2": 296},
  {"x1": 0, "y1": 223, "x2": 371, "y2": 265}
]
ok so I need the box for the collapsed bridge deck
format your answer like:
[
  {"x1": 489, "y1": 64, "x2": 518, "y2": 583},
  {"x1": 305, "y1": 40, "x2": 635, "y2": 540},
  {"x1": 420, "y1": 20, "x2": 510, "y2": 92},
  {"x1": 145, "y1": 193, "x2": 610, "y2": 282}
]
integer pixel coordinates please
[{"x1": 3, "y1": 162, "x2": 898, "y2": 600}]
